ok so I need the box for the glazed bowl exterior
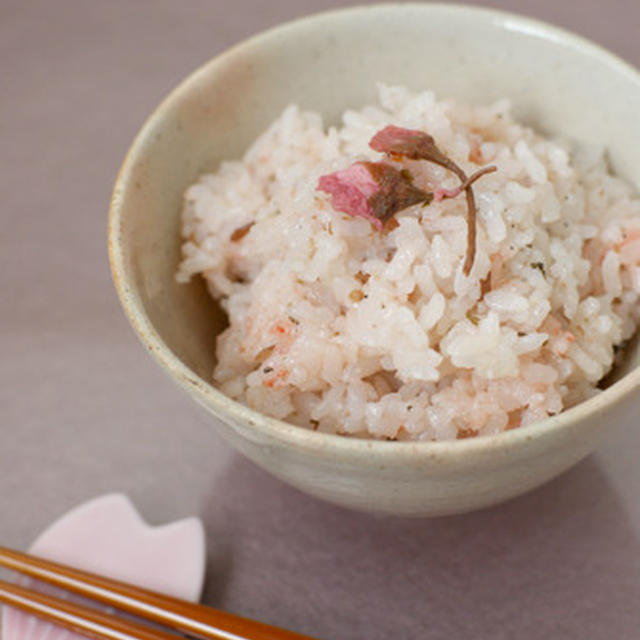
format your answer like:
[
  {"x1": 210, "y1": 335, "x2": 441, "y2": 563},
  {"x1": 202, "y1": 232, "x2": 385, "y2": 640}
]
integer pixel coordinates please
[{"x1": 109, "y1": 4, "x2": 640, "y2": 516}]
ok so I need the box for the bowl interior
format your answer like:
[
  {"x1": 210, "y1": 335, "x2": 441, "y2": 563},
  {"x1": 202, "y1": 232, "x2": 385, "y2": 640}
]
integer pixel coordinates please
[{"x1": 110, "y1": 4, "x2": 640, "y2": 404}]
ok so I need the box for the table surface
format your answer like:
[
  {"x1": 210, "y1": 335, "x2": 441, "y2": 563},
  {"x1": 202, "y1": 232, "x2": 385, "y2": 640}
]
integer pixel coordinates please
[{"x1": 3, "y1": 1, "x2": 640, "y2": 638}]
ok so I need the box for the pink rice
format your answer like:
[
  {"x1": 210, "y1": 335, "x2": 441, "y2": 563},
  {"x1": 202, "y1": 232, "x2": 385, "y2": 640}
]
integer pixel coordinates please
[{"x1": 177, "y1": 85, "x2": 640, "y2": 440}]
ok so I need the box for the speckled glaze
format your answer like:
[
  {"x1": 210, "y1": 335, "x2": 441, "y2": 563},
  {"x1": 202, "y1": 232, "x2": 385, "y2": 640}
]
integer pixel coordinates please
[{"x1": 108, "y1": 4, "x2": 640, "y2": 516}]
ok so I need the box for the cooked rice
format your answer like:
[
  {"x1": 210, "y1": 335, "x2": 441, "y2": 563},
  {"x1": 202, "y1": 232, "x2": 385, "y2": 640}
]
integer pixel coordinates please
[{"x1": 177, "y1": 85, "x2": 640, "y2": 440}]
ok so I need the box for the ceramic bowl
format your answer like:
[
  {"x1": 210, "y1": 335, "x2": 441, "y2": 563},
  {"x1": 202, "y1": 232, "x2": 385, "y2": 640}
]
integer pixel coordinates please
[{"x1": 108, "y1": 4, "x2": 640, "y2": 516}]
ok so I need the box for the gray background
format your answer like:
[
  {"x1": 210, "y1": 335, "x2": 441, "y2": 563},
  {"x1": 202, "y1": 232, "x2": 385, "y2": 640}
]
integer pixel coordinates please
[{"x1": 2, "y1": 1, "x2": 640, "y2": 638}]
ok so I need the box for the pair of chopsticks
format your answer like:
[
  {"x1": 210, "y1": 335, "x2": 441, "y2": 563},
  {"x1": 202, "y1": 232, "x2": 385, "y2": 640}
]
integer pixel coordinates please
[{"x1": 0, "y1": 546, "x2": 318, "y2": 640}]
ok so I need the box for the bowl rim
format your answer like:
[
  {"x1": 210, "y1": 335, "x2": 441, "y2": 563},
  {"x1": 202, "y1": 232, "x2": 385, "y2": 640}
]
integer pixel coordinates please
[{"x1": 109, "y1": 2, "x2": 640, "y2": 461}]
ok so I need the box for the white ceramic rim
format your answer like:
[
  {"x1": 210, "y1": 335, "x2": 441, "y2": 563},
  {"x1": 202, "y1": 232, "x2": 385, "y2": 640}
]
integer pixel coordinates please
[{"x1": 109, "y1": 2, "x2": 640, "y2": 461}]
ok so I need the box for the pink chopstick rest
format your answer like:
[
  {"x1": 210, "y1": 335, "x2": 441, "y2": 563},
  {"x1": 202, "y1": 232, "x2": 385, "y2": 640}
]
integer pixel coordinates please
[{"x1": 1, "y1": 493, "x2": 206, "y2": 640}]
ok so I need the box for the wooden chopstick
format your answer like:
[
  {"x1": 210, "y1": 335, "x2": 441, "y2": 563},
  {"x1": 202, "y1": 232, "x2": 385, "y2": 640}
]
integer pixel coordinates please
[
  {"x1": 0, "y1": 578, "x2": 176, "y2": 640},
  {"x1": 0, "y1": 546, "x2": 318, "y2": 640}
]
